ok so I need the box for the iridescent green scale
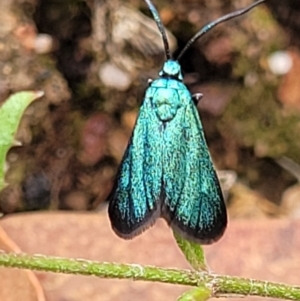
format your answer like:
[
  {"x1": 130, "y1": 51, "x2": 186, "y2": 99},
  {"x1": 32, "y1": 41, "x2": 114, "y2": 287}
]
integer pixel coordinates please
[{"x1": 108, "y1": 0, "x2": 265, "y2": 244}]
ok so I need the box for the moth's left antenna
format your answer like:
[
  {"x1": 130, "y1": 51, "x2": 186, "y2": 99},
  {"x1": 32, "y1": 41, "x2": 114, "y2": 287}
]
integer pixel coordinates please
[{"x1": 144, "y1": 0, "x2": 171, "y2": 60}]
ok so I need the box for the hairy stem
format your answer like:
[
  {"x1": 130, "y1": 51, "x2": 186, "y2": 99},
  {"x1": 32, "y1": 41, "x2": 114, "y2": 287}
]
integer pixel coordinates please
[{"x1": 0, "y1": 252, "x2": 299, "y2": 300}]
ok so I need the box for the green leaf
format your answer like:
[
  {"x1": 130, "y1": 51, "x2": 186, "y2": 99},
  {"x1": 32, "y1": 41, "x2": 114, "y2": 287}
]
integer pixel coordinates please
[
  {"x1": 177, "y1": 287, "x2": 211, "y2": 301},
  {"x1": 0, "y1": 91, "x2": 44, "y2": 191},
  {"x1": 174, "y1": 231, "x2": 208, "y2": 271}
]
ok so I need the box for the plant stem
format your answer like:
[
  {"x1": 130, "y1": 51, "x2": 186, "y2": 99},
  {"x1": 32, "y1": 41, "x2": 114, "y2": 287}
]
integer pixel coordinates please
[
  {"x1": 0, "y1": 251, "x2": 299, "y2": 300},
  {"x1": 173, "y1": 232, "x2": 208, "y2": 271}
]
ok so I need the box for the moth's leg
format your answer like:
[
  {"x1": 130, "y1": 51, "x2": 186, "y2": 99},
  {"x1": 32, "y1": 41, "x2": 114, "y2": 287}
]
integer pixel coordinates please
[{"x1": 192, "y1": 93, "x2": 203, "y2": 104}]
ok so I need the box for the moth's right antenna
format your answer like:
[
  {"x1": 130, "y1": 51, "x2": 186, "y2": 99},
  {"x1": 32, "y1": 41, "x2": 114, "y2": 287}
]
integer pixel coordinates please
[{"x1": 177, "y1": 0, "x2": 266, "y2": 61}]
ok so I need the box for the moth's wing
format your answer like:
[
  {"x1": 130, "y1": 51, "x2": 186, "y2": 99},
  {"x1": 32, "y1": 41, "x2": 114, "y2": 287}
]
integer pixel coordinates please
[
  {"x1": 108, "y1": 95, "x2": 163, "y2": 239},
  {"x1": 162, "y1": 98, "x2": 227, "y2": 244}
]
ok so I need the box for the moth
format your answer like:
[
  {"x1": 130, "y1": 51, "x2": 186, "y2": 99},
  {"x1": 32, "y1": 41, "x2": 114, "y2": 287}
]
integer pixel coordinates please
[{"x1": 108, "y1": 0, "x2": 265, "y2": 244}]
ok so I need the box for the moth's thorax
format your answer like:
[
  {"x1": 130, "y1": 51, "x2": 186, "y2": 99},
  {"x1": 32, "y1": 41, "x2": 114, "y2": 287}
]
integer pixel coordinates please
[
  {"x1": 152, "y1": 87, "x2": 180, "y2": 121},
  {"x1": 146, "y1": 66, "x2": 191, "y2": 122}
]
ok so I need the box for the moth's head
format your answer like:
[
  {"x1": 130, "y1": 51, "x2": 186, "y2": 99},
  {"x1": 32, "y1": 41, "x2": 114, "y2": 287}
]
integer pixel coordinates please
[{"x1": 159, "y1": 60, "x2": 183, "y2": 81}]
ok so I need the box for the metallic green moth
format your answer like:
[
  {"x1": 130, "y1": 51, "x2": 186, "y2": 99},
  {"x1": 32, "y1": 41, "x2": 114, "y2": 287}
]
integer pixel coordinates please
[{"x1": 108, "y1": 0, "x2": 265, "y2": 244}]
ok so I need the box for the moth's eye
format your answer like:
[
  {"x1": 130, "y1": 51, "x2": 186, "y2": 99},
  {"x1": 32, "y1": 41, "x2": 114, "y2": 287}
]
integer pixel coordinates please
[
  {"x1": 148, "y1": 78, "x2": 153, "y2": 85},
  {"x1": 171, "y1": 72, "x2": 181, "y2": 79}
]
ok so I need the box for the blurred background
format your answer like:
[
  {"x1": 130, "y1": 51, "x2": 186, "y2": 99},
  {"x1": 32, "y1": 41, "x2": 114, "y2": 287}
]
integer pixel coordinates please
[
  {"x1": 1, "y1": 1, "x2": 300, "y2": 301},
  {"x1": 1, "y1": 0, "x2": 300, "y2": 219}
]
